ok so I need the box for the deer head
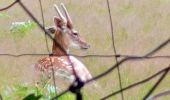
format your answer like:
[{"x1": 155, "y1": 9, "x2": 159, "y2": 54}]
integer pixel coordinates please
[{"x1": 47, "y1": 3, "x2": 90, "y2": 55}]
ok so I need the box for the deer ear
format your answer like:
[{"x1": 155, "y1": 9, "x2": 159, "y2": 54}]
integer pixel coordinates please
[
  {"x1": 67, "y1": 21, "x2": 73, "y2": 29},
  {"x1": 45, "y1": 26, "x2": 56, "y2": 34},
  {"x1": 54, "y1": 16, "x2": 63, "y2": 28}
]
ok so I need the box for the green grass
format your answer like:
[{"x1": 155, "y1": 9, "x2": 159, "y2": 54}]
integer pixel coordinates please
[
  {"x1": 116, "y1": 27, "x2": 128, "y2": 41},
  {"x1": 119, "y1": 3, "x2": 134, "y2": 15}
]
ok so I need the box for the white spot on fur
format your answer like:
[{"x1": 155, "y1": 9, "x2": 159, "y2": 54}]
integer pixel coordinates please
[
  {"x1": 60, "y1": 59, "x2": 64, "y2": 61},
  {"x1": 63, "y1": 61, "x2": 69, "y2": 65}
]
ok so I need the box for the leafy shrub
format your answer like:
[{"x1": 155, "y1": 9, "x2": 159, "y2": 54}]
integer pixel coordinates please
[
  {"x1": 0, "y1": 84, "x2": 75, "y2": 100},
  {"x1": 10, "y1": 20, "x2": 36, "y2": 38}
]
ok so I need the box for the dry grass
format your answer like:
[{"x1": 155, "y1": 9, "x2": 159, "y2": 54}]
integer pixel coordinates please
[{"x1": 0, "y1": 0, "x2": 170, "y2": 99}]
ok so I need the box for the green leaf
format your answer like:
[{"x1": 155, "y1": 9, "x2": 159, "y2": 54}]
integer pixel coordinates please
[
  {"x1": 10, "y1": 20, "x2": 36, "y2": 38},
  {"x1": 23, "y1": 94, "x2": 42, "y2": 100},
  {"x1": 0, "y1": 13, "x2": 10, "y2": 18}
]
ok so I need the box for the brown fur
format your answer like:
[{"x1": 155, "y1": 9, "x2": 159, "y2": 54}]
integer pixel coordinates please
[{"x1": 52, "y1": 30, "x2": 68, "y2": 56}]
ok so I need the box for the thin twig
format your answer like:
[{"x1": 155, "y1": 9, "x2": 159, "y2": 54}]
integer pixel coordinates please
[
  {"x1": 38, "y1": 0, "x2": 57, "y2": 93},
  {"x1": 100, "y1": 64, "x2": 170, "y2": 100},
  {"x1": 86, "y1": 38, "x2": 170, "y2": 83},
  {"x1": 0, "y1": 53, "x2": 169, "y2": 59},
  {"x1": 143, "y1": 68, "x2": 170, "y2": 99},
  {"x1": 146, "y1": 89, "x2": 170, "y2": 100},
  {"x1": 0, "y1": 0, "x2": 18, "y2": 11},
  {"x1": 106, "y1": 0, "x2": 124, "y2": 99}
]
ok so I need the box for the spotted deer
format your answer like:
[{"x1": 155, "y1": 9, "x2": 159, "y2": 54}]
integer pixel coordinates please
[{"x1": 34, "y1": 3, "x2": 92, "y2": 85}]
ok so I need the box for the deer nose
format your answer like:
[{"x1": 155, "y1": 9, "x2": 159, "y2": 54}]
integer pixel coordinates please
[
  {"x1": 83, "y1": 44, "x2": 90, "y2": 49},
  {"x1": 87, "y1": 44, "x2": 90, "y2": 48}
]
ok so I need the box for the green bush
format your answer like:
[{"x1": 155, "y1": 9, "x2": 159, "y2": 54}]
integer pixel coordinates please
[
  {"x1": 0, "y1": 84, "x2": 75, "y2": 100},
  {"x1": 10, "y1": 20, "x2": 36, "y2": 38}
]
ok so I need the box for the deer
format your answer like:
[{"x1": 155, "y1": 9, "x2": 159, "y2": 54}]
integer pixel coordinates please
[{"x1": 33, "y1": 3, "x2": 93, "y2": 87}]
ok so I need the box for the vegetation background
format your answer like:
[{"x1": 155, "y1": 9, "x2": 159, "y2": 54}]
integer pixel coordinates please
[{"x1": 0, "y1": 0, "x2": 170, "y2": 99}]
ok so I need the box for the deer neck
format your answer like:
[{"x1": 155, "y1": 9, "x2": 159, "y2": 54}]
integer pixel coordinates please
[{"x1": 52, "y1": 31, "x2": 69, "y2": 56}]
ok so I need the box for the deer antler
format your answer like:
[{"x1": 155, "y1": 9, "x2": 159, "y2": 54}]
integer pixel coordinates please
[
  {"x1": 54, "y1": 4, "x2": 66, "y2": 22},
  {"x1": 60, "y1": 3, "x2": 73, "y2": 28}
]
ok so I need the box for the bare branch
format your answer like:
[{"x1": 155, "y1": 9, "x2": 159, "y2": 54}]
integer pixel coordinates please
[
  {"x1": 0, "y1": 0, "x2": 18, "y2": 11},
  {"x1": 146, "y1": 89, "x2": 170, "y2": 100}
]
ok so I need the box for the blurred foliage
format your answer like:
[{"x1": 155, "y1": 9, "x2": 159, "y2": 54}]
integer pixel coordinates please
[
  {"x1": 23, "y1": 94, "x2": 42, "y2": 100},
  {"x1": 0, "y1": 13, "x2": 10, "y2": 18},
  {"x1": 10, "y1": 20, "x2": 36, "y2": 38},
  {"x1": 0, "y1": 84, "x2": 75, "y2": 100}
]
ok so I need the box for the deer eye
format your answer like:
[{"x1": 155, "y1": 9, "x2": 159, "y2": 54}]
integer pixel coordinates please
[{"x1": 73, "y1": 32, "x2": 78, "y2": 36}]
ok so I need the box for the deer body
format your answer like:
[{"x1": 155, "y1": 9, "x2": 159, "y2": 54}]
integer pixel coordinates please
[
  {"x1": 34, "y1": 3, "x2": 92, "y2": 84},
  {"x1": 35, "y1": 56, "x2": 92, "y2": 82}
]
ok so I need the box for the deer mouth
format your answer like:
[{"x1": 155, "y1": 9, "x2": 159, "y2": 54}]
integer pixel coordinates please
[{"x1": 81, "y1": 44, "x2": 90, "y2": 50}]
